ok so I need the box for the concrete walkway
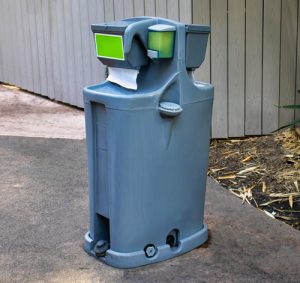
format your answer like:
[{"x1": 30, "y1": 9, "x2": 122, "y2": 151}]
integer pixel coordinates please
[
  {"x1": 0, "y1": 85, "x2": 299, "y2": 283},
  {"x1": 0, "y1": 84, "x2": 85, "y2": 139}
]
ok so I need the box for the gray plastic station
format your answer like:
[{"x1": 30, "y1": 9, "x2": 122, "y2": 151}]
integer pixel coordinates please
[{"x1": 83, "y1": 17, "x2": 213, "y2": 268}]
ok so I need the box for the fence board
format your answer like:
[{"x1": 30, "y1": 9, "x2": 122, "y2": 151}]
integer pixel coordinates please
[
  {"x1": 14, "y1": 0, "x2": 26, "y2": 86},
  {"x1": 245, "y1": 0, "x2": 263, "y2": 135},
  {"x1": 88, "y1": 0, "x2": 100, "y2": 85},
  {"x1": 228, "y1": 0, "x2": 245, "y2": 137},
  {"x1": 114, "y1": 0, "x2": 125, "y2": 20},
  {"x1": 0, "y1": 0, "x2": 3, "y2": 81},
  {"x1": 96, "y1": 0, "x2": 106, "y2": 82},
  {"x1": 80, "y1": 0, "x2": 93, "y2": 88},
  {"x1": 27, "y1": 0, "x2": 41, "y2": 94},
  {"x1": 50, "y1": 0, "x2": 63, "y2": 102},
  {"x1": 40, "y1": 0, "x2": 52, "y2": 98},
  {"x1": 211, "y1": 0, "x2": 228, "y2": 138},
  {"x1": 49, "y1": 0, "x2": 62, "y2": 100},
  {"x1": 71, "y1": 0, "x2": 85, "y2": 107},
  {"x1": 192, "y1": 0, "x2": 210, "y2": 83},
  {"x1": 88, "y1": 0, "x2": 105, "y2": 85},
  {"x1": 64, "y1": 0, "x2": 78, "y2": 104},
  {"x1": 262, "y1": 0, "x2": 281, "y2": 134},
  {"x1": 34, "y1": 0, "x2": 46, "y2": 95},
  {"x1": 279, "y1": 0, "x2": 298, "y2": 127},
  {"x1": 124, "y1": 0, "x2": 134, "y2": 18},
  {"x1": 3, "y1": 0, "x2": 13, "y2": 84},
  {"x1": 156, "y1": 0, "x2": 167, "y2": 18},
  {"x1": 2, "y1": 0, "x2": 11, "y2": 84},
  {"x1": 179, "y1": 0, "x2": 191, "y2": 23},
  {"x1": 144, "y1": 0, "x2": 155, "y2": 16},
  {"x1": 20, "y1": 0, "x2": 34, "y2": 91},
  {"x1": 55, "y1": 0, "x2": 68, "y2": 103},
  {"x1": 9, "y1": 0, "x2": 19, "y2": 86},
  {"x1": 134, "y1": 0, "x2": 144, "y2": 16},
  {"x1": 297, "y1": 0, "x2": 300, "y2": 120},
  {"x1": 167, "y1": 0, "x2": 179, "y2": 21},
  {"x1": 104, "y1": 0, "x2": 115, "y2": 21}
]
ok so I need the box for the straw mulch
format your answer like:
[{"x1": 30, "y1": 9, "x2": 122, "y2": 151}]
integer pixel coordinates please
[{"x1": 208, "y1": 129, "x2": 300, "y2": 230}]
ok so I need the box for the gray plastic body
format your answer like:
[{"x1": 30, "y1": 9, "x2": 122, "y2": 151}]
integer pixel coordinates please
[{"x1": 83, "y1": 17, "x2": 213, "y2": 268}]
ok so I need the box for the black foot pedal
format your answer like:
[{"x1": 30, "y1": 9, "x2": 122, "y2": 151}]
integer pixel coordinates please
[{"x1": 94, "y1": 240, "x2": 110, "y2": 257}]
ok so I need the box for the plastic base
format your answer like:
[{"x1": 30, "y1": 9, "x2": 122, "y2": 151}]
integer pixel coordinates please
[{"x1": 84, "y1": 224, "x2": 208, "y2": 268}]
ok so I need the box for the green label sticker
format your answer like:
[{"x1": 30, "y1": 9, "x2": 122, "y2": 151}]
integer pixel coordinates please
[{"x1": 95, "y1": 33, "x2": 124, "y2": 60}]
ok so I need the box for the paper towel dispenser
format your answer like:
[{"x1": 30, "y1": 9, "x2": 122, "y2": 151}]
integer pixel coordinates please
[{"x1": 92, "y1": 17, "x2": 157, "y2": 69}]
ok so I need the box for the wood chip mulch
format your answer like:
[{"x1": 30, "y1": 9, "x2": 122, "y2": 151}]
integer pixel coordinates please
[{"x1": 208, "y1": 129, "x2": 300, "y2": 230}]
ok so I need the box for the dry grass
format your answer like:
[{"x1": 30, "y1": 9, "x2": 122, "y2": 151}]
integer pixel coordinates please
[{"x1": 208, "y1": 128, "x2": 300, "y2": 230}]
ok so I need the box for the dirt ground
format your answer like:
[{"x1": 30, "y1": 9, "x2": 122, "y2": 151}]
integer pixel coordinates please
[{"x1": 208, "y1": 129, "x2": 300, "y2": 230}]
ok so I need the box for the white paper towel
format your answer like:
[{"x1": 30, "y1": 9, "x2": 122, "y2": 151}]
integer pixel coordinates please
[{"x1": 107, "y1": 67, "x2": 139, "y2": 90}]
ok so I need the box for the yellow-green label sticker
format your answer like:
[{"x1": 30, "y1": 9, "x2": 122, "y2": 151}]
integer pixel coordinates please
[{"x1": 95, "y1": 33, "x2": 124, "y2": 60}]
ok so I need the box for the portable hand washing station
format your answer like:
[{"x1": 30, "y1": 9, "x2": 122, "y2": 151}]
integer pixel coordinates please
[{"x1": 83, "y1": 17, "x2": 214, "y2": 268}]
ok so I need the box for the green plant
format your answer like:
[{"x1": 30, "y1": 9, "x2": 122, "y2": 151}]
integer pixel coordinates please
[{"x1": 273, "y1": 91, "x2": 300, "y2": 132}]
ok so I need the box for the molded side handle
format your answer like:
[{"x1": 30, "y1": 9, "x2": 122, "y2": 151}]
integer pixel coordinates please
[{"x1": 159, "y1": 102, "x2": 183, "y2": 117}]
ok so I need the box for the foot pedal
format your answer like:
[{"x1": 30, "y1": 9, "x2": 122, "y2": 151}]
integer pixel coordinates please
[{"x1": 94, "y1": 240, "x2": 110, "y2": 257}]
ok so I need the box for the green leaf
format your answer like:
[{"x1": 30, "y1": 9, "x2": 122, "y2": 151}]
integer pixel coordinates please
[{"x1": 271, "y1": 119, "x2": 300, "y2": 133}]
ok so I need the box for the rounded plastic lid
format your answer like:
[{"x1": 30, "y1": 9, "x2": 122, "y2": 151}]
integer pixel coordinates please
[{"x1": 148, "y1": 24, "x2": 176, "y2": 32}]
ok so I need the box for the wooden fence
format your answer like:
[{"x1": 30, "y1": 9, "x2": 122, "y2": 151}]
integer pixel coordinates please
[{"x1": 0, "y1": 0, "x2": 299, "y2": 137}]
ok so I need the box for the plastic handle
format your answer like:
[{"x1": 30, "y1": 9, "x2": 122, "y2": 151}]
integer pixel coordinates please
[{"x1": 159, "y1": 102, "x2": 183, "y2": 117}]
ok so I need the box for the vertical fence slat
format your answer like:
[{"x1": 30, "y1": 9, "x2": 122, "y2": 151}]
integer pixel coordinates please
[
  {"x1": 15, "y1": 0, "x2": 26, "y2": 87},
  {"x1": 71, "y1": 0, "x2": 85, "y2": 107},
  {"x1": 104, "y1": 0, "x2": 115, "y2": 21},
  {"x1": 49, "y1": 0, "x2": 63, "y2": 101},
  {"x1": 0, "y1": 0, "x2": 3, "y2": 82},
  {"x1": 192, "y1": 0, "x2": 210, "y2": 83},
  {"x1": 96, "y1": 0, "x2": 106, "y2": 81},
  {"x1": 262, "y1": 0, "x2": 281, "y2": 134},
  {"x1": 145, "y1": 0, "x2": 155, "y2": 16},
  {"x1": 88, "y1": 0, "x2": 105, "y2": 85},
  {"x1": 279, "y1": 0, "x2": 298, "y2": 127},
  {"x1": 21, "y1": 0, "x2": 34, "y2": 91},
  {"x1": 156, "y1": 0, "x2": 167, "y2": 17},
  {"x1": 297, "y1": 0, "x2": 300, "y2": 120},
  {"x1": 167, "y1": 0, "x2": 179, "y2": 21},
  {"x1": 41, "y1": 0, "x2": 54, "y2": 99},
  {"x1": 134, "y1": 0, "x2": 145, "y2": 16},
  {"x1": 2, "y1": 0, "x2": 10, "y2": 84},
  {"x1": 14, "y1": 0, "x2": 22, "y2": 86},
  {"x1": 35, "y1": 0, "x2": 48, "y2": 96},
  {"x1": 245, "y1": 0, "x2": 263, "y2": 135},
  {"x1": 114, "y1": 0, "x2": 125, "y2": 20},
  {"x1": 4, "y1": 0, "x2": 14, "y2": 84},
  {"x1": 88, "y1": 0, "x2": 100, "y2": 85},
  {"x1": 63, "y1": 0, "x2": 77, "y2": 104},
  {"x1": 179, "y1": 0, "x2": 192, "y2": 23},
  {"x1": 80, "y1": 0, "x2": 93, "y2": 88},
  {"x1": 7, "y1": 1, "x2": 21, "y2": 84},
  {"x1": 55, "y1": 0, "x2": 68, "y2": 103},
  {"x1": 124, "y1": 0, "x2": 134, "y2": 18},
  {"x1": 211, "y1": 0, "x2": 228, "y2": 138},
  {"x1": 228, "y1": 0, "x2": 245, "y2": 137},
  {"x1": 27, "y1": 0, "x2": 41, "y2": 93}
]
